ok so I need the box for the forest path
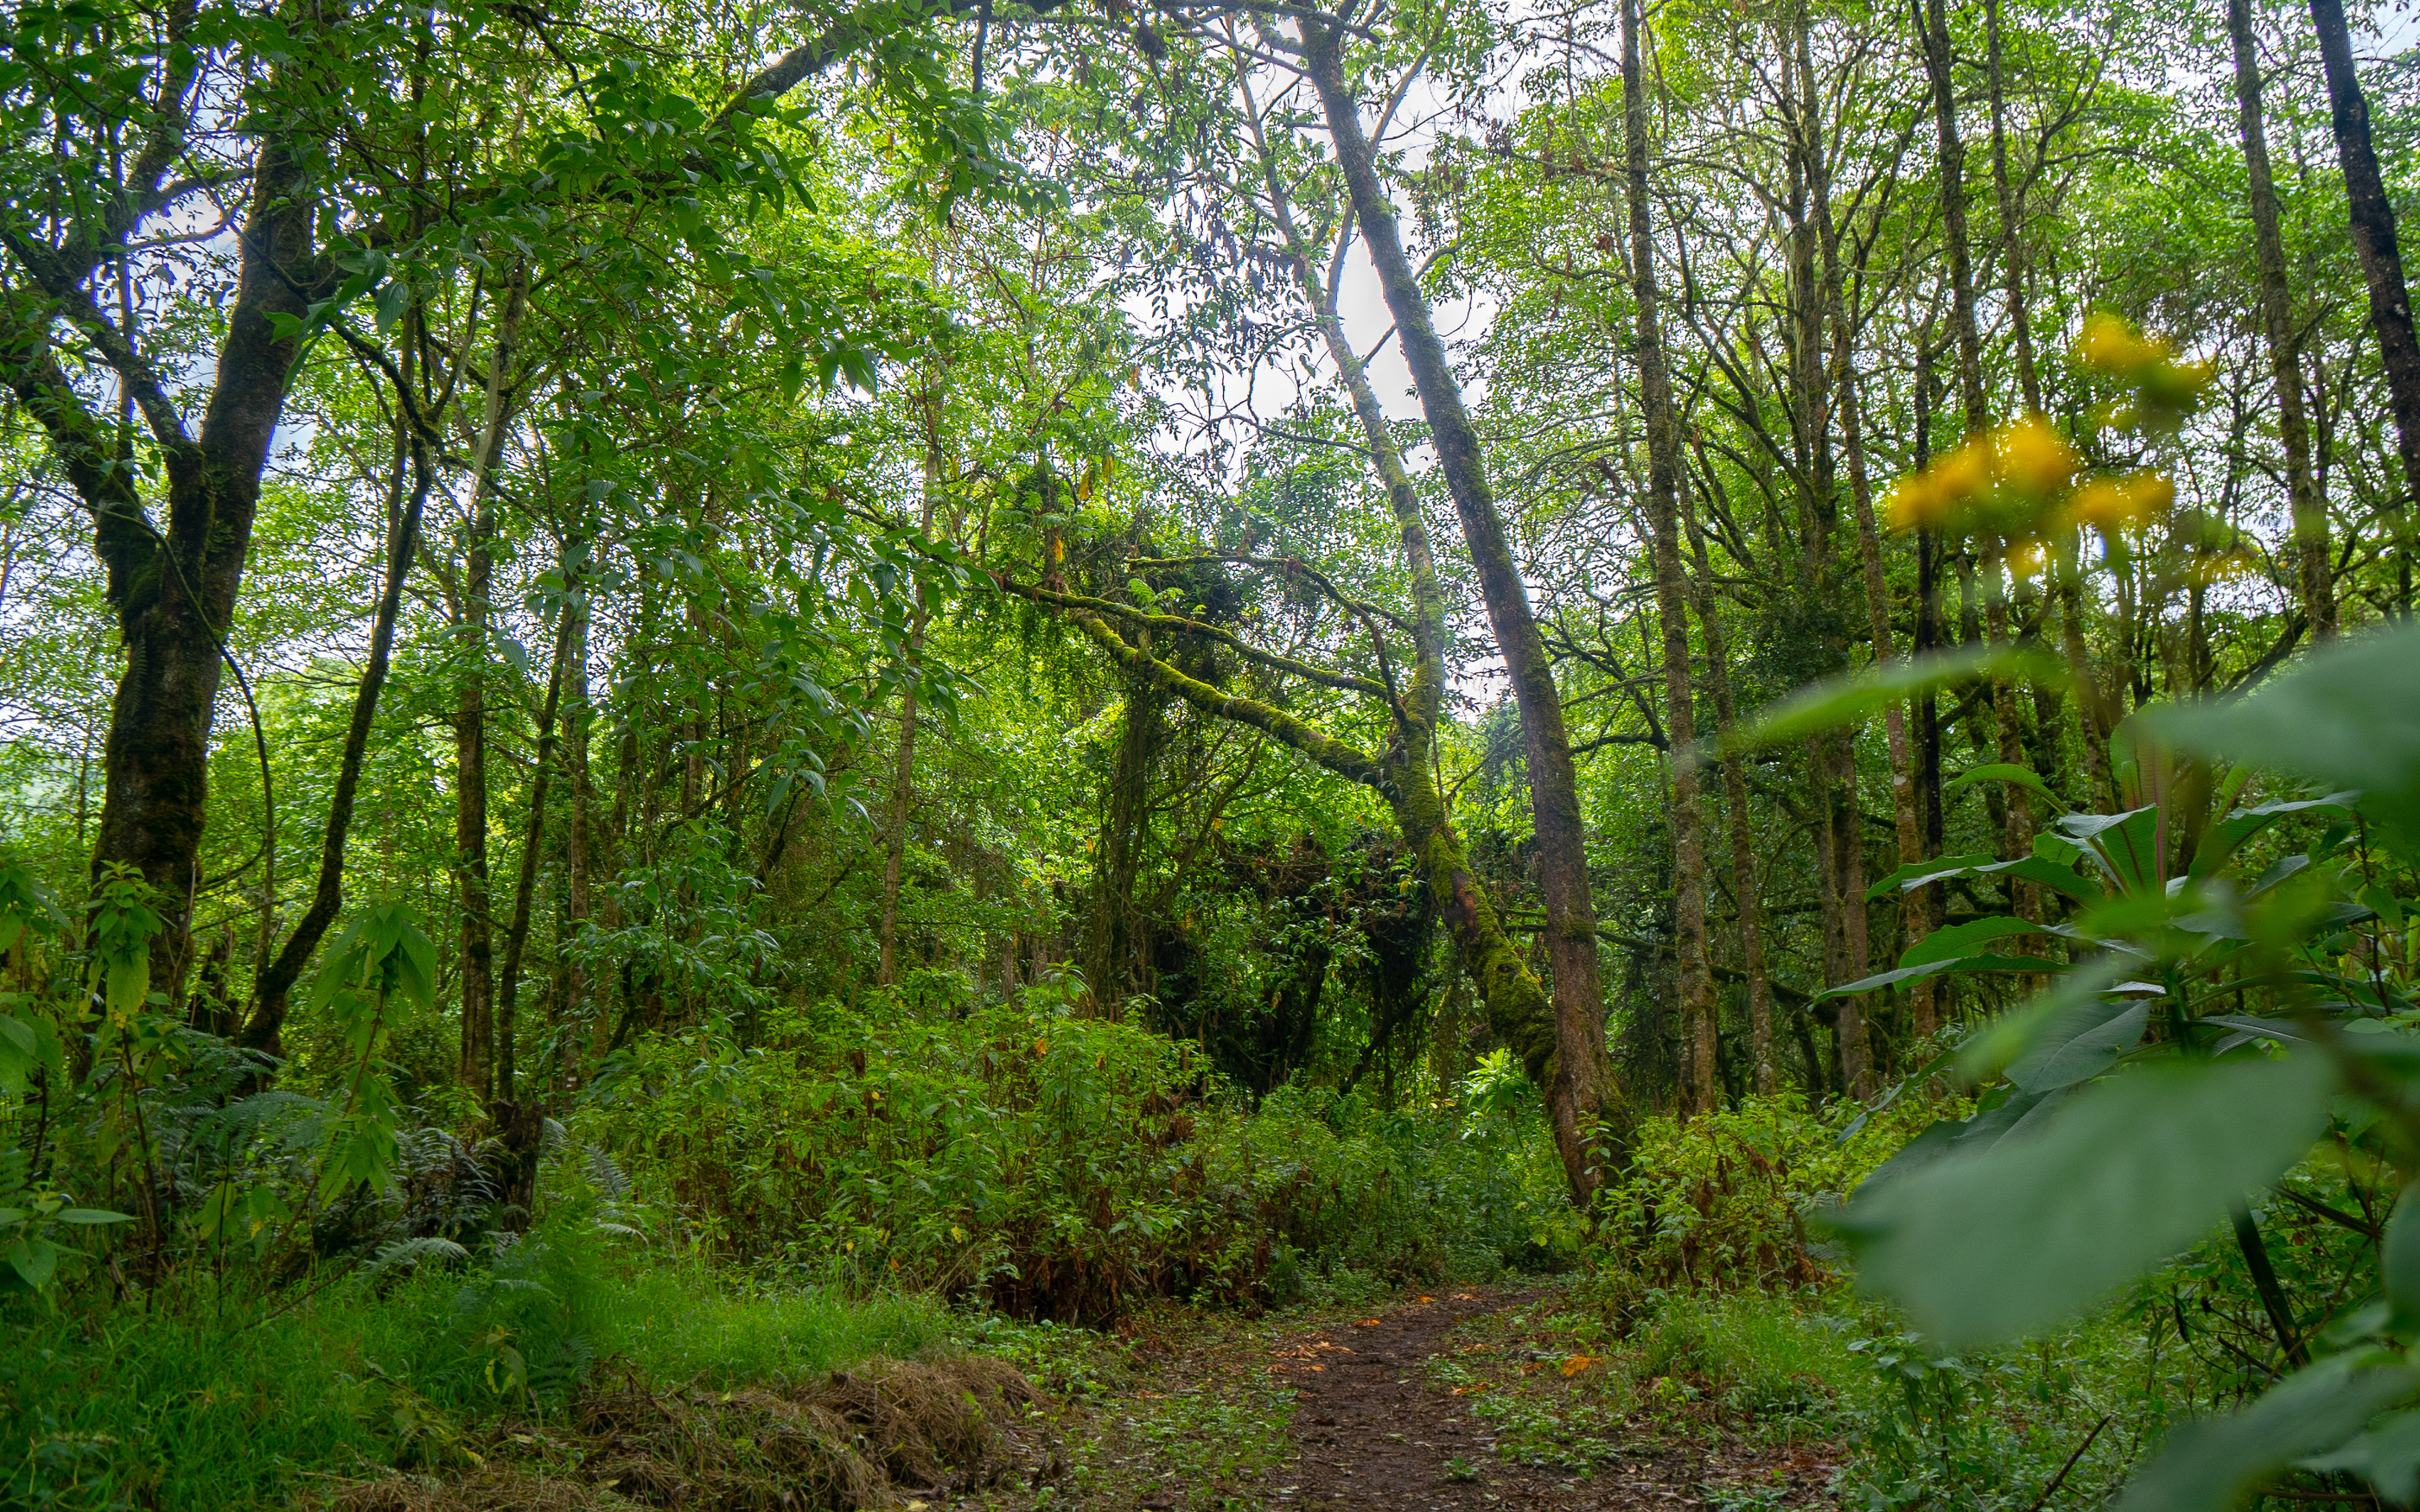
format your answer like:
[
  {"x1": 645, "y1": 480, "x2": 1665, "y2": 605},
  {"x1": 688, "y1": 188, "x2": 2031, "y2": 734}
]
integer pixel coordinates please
[{"x1": 1245, "y1": 1286, "x2": 1805, "y2": 1512}]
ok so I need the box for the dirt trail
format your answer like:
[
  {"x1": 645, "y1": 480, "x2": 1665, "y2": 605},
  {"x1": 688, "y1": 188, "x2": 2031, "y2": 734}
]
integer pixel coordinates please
[{"x1": 1258, "y1": 1287, "x2": 1824, "y2": 1512}]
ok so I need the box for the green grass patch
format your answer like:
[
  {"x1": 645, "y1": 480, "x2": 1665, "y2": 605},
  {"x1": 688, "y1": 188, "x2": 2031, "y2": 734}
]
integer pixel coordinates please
[{"x1": 1, "y1": 1220, "x2": 948, "y2": 1511}]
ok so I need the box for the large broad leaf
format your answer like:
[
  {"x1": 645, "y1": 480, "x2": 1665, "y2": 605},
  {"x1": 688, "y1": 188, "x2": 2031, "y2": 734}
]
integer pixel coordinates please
[
  {"x1": 1902, "y1": 915, "x2": 2052, "y2": 968},
  {"x1": 1958, "y1": 956, "x2": 2148, "y2": 1085},
  {"x1": 1945, "y1": 761, "x2": 2070, "y2": 813},
  {"x1": 2385, "y1": 1187, "x2": 2420, "y2": 1326},
  {"x1": 2060, "y1": 807, "x2": 2162, "y2": 893},
  {"x1": 2149, "y1": 623, "x2": 2420, "y2": 850},
  {"x1": 1855, "y1": 1086, "x2": 2069, "y2": 1190},
  {"x1": 1868, "y1": 853, "x2": 1996, "y2": 901},
  {"x1": 2304, "y1": 1408, "x2": 2420, "y2": 1506},
  {"x1": 0, "y1": 1013, "x2": 33, "y2": 1095},
  {"x1": 2007, "y1": 998, "x2": 2152, "y2": 1093},
  {"x1": 1837, "y1": 1054, "x2": 2333, "y2": 1344},
  {"x1": 1869, "y1": 853, "x2": 2105, "y2": 906},
  {"x1": 1812, "y1": 955, "x2": 2052, "y2": 1003},
  {"x1": 2119, "y1": 1356, "x2": 2418, "y2": 1512},
  {"x1": 2192, "y1": 792, "x2": 2362, "y2": 878},
  {"x1": 1990, "y1": 855, "x2": 2107, "y2": 905},
  {"x1": 1723, "y1": 645, "x2": 2070, "y2": 754}
]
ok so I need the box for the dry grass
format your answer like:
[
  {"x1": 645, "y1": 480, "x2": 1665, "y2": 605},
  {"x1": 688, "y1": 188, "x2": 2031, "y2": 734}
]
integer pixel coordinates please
[{"x1": 326, "y1": 1356, "x2": 1050, "y2": 1512}]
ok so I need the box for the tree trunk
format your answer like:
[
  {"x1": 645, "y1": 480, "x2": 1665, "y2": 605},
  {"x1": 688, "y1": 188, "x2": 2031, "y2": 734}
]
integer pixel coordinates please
[
  {"x1": 2307, "y1": 0, "x2": 2420, "y2": 543},
  {"x1": 240, "y1": 393, "x2": 432, "y2": 1056},
  {"x1": 1839, "y1": 349, "x2": 1930, "y2": 1039},
  {"x1": 876, "y1": 638, "x2": 925, "y2": 988},
  {"x1": 1611, "y1": 0, "x2": 1716, "y2": 1115},
  {"x1": 1918, "y1": 0, "x2": 1988, "y2": 432},
  {"x1": 563, "y1": 548, "x2": 592, "y2": 1036},
  {"x1": 880, "y1": 410, "x2": 943, "y2": 988},
  {"x1": 1914, "y1": 345, "x2": 1952, "y2": 1023},
  {"x1": 1683, "y1": 484, "x2": 1773, "y2": 1094},
  {"x1": 454, "y1": 275, "x2": 524, "y2": 1102},
  {"x1": 2, "y1": 142, "x2": 318, "y2": 993},
  {"x1": 494, "y1": 559, "x2": 576, "y2": 1108},
  {"x1": 1229, "y1": 44, "x2": 1627, "y2": 1194},
  {"x1": 2233, "y1": 0, "x2": 2335, "y2": 639},
  {"x1": 1306, "y1": 28, "x2": 1620, "y2": 1161},
  {"x1": 1984, "y1": 0, "x2": 2043, "y2": 414},
  {"x1": 1084, "y1": 659, "x2": 1161, "y2": 1012}
]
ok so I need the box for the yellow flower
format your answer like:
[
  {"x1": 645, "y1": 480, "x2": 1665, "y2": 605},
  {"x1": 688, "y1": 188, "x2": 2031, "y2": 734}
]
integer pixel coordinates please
[
  {"x1": 1996, "y1": 414, "x2": 2079, "y2": 498},
  {"x1": 1885, "y1": 472, "x2": 1948, "y2": 530},
  {"x1": 2067, "y1": 471, "x2": 2175, "y2": 531},
  {"x1": 2076, "y1": 312, "x2": 2163, "y2": 381},
  {"x1": 1931, "y1": 435, "x2": 1995, "y2": 504}
]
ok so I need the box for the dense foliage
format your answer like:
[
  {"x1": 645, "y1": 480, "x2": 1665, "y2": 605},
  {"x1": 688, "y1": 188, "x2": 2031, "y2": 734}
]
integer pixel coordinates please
[{"x1": 7, "y1": 0, "x2": 2420, "y2": 1504}]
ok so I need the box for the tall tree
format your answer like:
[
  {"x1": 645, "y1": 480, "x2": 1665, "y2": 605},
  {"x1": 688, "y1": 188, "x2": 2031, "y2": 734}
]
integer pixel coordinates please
[
  {"x1": 1303, "y1": 27, "x2": 1624, "y2": 1159},
  {"x1": 2230, "y1": 0, "x2": 2334, "y2": 639},
  {"x1": 2305, "y1": 0, "x2": 2420, "y2": 606},
  {"x1": 1614, "y1": 0, "x2": 1718, "y2": 1112}
]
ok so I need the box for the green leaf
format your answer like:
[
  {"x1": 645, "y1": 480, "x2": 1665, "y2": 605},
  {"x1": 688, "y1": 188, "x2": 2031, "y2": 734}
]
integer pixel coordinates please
[
  {"x1": 1992, "y1": 855, "x2": 2107, "y2": 905},
  {"x1": 52, "y1": 1208, "x2": 133, "y2": 1226},
  {"x1": 0, "y1": 1014, "x2": 33, "y2": 1094},
  {"x1": 1958, "y1": 956, "x2": 2152, "y2": 1085},
  {"x1": 2059, "y1": 807, "x2": 2162, "y2": 893},
  {"x1": 2007, "y1": 998, "x2": 2150, "y2": 1092},
  {"x1": 2385, "y1": 1186, "x2": 2420, "y2": 1327},
  {"x1": 2303, "y1": 1408, "x2": 2420, "y2": 1506},
  {"x1": 1868, "y1": 852, "x2": 2105, "y2": 906},
  {"x1": 1813, "y1": 955, "x2": 2052, "y2": 1002},
  {"x1": 1813, "y1": 961, "x2": 1960, "y2": 1003},
  {"x1": 1855, "y1": 1086, "x2": 2066, "y2": 1187},
  {"x1": 1868, "y1": 853, "x2": 1996, "y2": 901},
  {"x1": 1902, "y1": 916, "x2": 2051, "y2": 968},
  {"x1": 1946, "y1": 762, "x2": 2069, "y2": 813},
  {"x1": 1723, "y1": 645, "x2": 2070, "y2": 755},
  {"x1": 2148, "y1": 623, "x2": 2420, "y2": 850},
  {"x1": 2118, "y1": 1356, "x2": 2417, "y2": 1512},
  {"x1": 4, "y1": 1235, "x2": 59, "y2": 1290},
  {"x1": 1838, "y1": 1054, "x2": 2333, "y2": 1344},
  {"x1": 2193, "y1": 793, "x2": 2362, "y2": 879},
  {"x1": 104, "y1": 950, "x2": 146, "y2": 1019}
]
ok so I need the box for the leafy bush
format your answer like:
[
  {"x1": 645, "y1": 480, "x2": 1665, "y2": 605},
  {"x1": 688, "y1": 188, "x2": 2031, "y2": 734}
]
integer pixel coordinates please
[
  {"x1": 574, "y1": 992, "x2": 1563, "y2": 1318},
  {"x1": 0, "y1": 1208, "x2": 949, "y2": 1510},
  {"x1": 1590, "y1": 1093, "x2": 1949, "y2": 1298}
]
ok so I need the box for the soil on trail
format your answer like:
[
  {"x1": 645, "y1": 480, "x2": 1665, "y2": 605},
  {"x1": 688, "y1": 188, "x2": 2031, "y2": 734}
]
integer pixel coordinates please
[{"x1": 1258, "y1": 1288, "x2": 1833, "y2": 1512}]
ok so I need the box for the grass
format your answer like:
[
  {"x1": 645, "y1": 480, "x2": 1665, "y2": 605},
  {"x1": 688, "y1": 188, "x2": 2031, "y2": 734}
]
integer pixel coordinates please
[
  {"x1": 0, "y1": 1219, "x2": 950, "y2": 1511},
  {"x1": 961, "y1": 1300, "x2": 1301, "y2": 1512}
]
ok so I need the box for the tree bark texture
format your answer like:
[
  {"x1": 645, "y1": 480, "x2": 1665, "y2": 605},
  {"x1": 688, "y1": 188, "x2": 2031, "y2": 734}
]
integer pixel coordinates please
[
  {"x1": 1306, "y1": 28, "x2": 1620, "y2": 1159},
  {"x1": 2, "y1": 139, "x2": 319, "y2": 994},
  {"x1": 2307, "y1": 0, "x2": 2420, "y2": 524},
  {"x1": 1984, "y1": 0, "x2": 2043, "y2": 414},
  {"x1": 2232, "y1": 0, "x2": 2334, "y2": 638},
  {"x1": 1683, "y1": 492, "x2": 1773, "y2": 1094},
  {"x1": 1918, "y1": 0, "x2": 1988, "y2": 431},
  {"x1": 494, "y1": 561, "x2": 577, "y2": 1108},
  {"x1": 453, "y1": 276, "x2": 525, "y2": 1104},
  {"x1": 1614, "y1": 0, "x2": 1717, "y2": 1115}
]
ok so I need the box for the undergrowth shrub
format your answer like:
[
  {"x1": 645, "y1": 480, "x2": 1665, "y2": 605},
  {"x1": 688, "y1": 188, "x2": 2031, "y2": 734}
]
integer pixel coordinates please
[
  {"x1": 1591, "y1": 1092, "x2": 1952, "y2": 1299},
  {"x1": 0, "y1": 1163, "x2": 951, "y2": 1510},
  {"x1": 574, "y1": 994, "x2": 1562, "y2": 1318}
]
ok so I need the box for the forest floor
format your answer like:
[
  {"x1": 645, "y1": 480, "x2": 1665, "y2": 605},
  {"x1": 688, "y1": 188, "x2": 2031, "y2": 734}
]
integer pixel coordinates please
[{"x1": 979, "y1": 1283, "x2": 1844, "y2": 1512}]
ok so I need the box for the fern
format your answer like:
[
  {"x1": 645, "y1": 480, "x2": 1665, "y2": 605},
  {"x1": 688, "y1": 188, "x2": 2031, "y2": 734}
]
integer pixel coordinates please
[{"x1": 361, "y1": 1236, "x2": 469, "y2": 1278}]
